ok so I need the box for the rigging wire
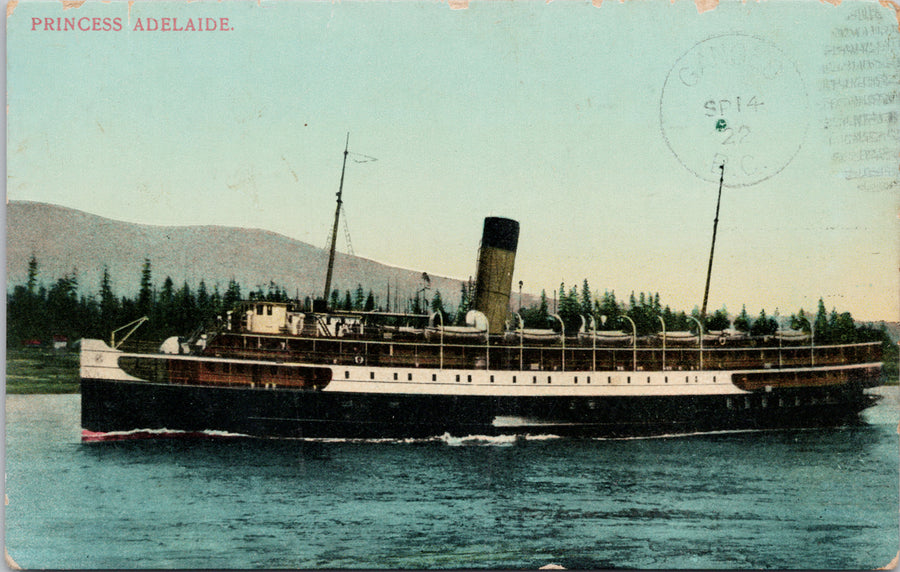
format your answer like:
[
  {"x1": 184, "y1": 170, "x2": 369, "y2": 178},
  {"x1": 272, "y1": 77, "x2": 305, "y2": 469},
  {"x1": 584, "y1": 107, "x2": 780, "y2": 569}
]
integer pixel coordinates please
[{"x1": 341, "y1": 204, "x2": 355, "y2": 256}]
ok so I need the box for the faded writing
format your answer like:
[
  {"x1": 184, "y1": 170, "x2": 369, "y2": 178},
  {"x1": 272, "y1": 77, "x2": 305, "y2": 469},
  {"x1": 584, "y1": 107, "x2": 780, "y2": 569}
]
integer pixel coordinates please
[{"x1": 822, "y1": 4, "x2": 900, "y2": 189}]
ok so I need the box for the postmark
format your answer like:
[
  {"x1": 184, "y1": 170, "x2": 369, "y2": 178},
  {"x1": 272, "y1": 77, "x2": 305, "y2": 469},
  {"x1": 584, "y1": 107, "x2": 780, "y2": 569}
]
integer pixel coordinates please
[{"x1": 659, "y1": 34, "x2": 809, "y2": 187}]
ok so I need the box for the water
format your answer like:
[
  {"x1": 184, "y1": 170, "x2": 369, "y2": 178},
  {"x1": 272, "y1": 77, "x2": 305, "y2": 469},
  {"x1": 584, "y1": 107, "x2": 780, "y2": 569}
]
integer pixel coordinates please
[{"x1": 6, "y1": 388, "x2": 899, "y2": 569}]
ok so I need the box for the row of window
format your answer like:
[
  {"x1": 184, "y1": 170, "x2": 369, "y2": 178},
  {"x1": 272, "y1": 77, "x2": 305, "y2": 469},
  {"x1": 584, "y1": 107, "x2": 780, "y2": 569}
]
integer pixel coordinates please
[
  {"x1": 343, "y1": 370, "x2": 719, "y2": 385},
  {"x1": 724, "y1": 395, "x2": 808, "y2": 409}
]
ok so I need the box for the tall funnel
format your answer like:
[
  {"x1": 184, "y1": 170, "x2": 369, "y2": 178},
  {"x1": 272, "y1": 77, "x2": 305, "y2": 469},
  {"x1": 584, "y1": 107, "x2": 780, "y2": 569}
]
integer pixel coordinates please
[{"x1": 473, "y1": 217, "x2": 519, "y2": 335}]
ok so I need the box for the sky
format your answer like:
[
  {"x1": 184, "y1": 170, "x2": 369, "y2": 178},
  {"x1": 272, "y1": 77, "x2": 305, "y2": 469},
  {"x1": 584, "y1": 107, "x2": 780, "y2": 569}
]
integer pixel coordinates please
[{"x1": 6, "y1": 0, "x2": 900, "y2": 322}]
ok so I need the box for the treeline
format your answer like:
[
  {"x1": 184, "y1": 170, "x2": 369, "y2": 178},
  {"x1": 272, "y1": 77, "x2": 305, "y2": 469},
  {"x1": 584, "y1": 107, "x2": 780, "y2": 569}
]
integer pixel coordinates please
[
  {"x1": 456, "y1": 277, "x2": 894, "y2": 350},
  {"x1": 510, "y1": 279, "x2": 896, "y2": 378},
  {"x1": 6, "y1": 256, "x2": 453, "y2": 347},
  {"x1": 6, "y1": 257, "x2": 896, "y2": 370}
]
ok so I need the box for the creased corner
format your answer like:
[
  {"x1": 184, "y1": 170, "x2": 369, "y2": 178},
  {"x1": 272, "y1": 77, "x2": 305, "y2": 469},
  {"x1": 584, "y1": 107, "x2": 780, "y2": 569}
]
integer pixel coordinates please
[
  {"x1": 4, "y1": 547, "x2": 21, "y2": 571},
  {"x1": 876, "y1": 551, "x2": 899, "y2": 570}
]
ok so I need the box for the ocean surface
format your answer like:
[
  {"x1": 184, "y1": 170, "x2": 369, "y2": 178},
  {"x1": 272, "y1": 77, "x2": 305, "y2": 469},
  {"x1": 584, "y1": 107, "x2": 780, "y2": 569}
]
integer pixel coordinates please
[{"x1": 5, "y1": 387, "x2": 899, "y2": 570}]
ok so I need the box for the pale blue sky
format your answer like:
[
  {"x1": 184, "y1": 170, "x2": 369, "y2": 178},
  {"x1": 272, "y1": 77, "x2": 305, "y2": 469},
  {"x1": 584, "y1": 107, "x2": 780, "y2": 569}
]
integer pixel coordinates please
[{"x1": 7, "y1": 0, "x2": 899, "y2": 321}]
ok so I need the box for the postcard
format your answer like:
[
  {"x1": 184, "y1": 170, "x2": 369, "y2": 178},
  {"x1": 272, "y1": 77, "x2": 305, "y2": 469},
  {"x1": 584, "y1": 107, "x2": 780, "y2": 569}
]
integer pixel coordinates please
[{"x1": 5, "y1": 0, "x2": 899, "y2": 569}]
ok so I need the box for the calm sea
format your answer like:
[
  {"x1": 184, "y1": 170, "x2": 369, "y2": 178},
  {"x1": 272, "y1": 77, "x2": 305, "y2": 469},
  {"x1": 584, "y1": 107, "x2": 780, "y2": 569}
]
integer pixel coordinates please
[{"x1": 5, "y1": 387, "x2": 899, "y2": 570}]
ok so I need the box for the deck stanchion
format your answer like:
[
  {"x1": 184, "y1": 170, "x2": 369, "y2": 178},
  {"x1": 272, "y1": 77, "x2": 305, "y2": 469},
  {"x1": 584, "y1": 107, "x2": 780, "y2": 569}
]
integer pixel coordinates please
[
  {"x1": 431, "y1": 311, "x2": 444, "y2": 370},
  {"x1": 777, "y1": 322, "x2": 783, "y2": 368},
  {"x1": 516, "y1": 312, "x2": 524, "y2": 372},
  {"x1": 687, "y1": 316, "x2": 703, "y2": 371},
  {"x1": 551, "y1": 314, "x2": 565, "y2": 371},
  {"x1": 620, "y1": 315, "x2": 637, "y2": 371},
  {"x1": 657, "y1": 315, "x2": 667, "y2": 372}
]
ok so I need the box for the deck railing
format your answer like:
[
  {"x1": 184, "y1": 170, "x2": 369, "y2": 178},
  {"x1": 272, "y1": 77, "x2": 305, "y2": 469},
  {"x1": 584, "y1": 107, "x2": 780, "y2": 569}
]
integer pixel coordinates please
[{"x1": 197, "y1": 333, "x2": 883, "y2": 373}]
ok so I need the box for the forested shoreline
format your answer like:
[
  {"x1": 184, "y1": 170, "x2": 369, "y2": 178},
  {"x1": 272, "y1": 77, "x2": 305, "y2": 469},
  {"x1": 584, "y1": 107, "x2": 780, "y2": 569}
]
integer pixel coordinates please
[{"x1": 7, "y1": 255, "x2": 897, "y2": 381}]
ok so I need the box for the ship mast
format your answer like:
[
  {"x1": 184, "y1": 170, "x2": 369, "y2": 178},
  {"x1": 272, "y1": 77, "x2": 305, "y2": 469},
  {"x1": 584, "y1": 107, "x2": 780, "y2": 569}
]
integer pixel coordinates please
[
  {"x1": 323, "y1": 133, "x2": 350, "y2": 307},
  {"x1": 700, "y1": 163, "x2": 725, "y2": 322}
]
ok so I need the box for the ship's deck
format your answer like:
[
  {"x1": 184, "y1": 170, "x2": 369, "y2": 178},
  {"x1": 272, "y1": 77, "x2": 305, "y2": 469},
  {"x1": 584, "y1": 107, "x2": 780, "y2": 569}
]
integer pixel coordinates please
[{"x1": 186, "y1": 331, "x2": 883, "y2": 373}]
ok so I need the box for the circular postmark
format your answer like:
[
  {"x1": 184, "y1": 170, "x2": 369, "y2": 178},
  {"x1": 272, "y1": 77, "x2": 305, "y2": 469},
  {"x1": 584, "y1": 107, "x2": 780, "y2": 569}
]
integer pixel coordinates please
[{"x1": 659, "y1": 34, "x2": 808, "y2": 187}]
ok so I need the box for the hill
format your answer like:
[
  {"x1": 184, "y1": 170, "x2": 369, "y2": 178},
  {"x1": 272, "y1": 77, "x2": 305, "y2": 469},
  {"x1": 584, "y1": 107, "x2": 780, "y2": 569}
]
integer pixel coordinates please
[{"x1": 6, "y1": 201, "x2": 465, "y2": 310}]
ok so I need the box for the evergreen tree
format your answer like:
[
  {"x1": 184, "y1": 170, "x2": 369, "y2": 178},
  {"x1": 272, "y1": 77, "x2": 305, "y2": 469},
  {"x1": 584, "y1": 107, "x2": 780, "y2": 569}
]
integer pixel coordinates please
[
  {"x1": 157, "y1": 276, "x2": 176, "y2": 333},
  {"x1": 137, "y1": 258, "x2": 154, "y2": 316},
  {"x1": 174, "y1": 282, "x2": 198, "y2": 334},
  {"x1": 210, "y1": 284, "x2": 223, "y2": 316},
  {"x1": 364, "y1": 290, "x2": 376, "y2": 312},
  {"x1": 330, "y1": 289, "x2": 340, "y2": 310},
  {"x1": 662, "y1": 305, "x2": 675, "y2": 331},
  {"x1": 343, "y1": 290, "x2": 352, "y2": 311},
  {"x1": 750, "y1": 309, "x2": 777, "y2": 336},
  {"x1": 196, "y1": 280, "x2": 211, "y2": 319},
  {"x1": 831, "y1": 311, "x2": 857, "y2": 343},
  {"x1": 790, "y1": 308, "x2": 810, "y2": 332},
  {"x1": 119, "y1": 296, "x2": 137, "y2": 327},
  {"x1": 734, "y1": 305, "x2": 751, "y2": 332},
  {"x1": 223, "y1": 279, "x2": 242, "y2": 310},
  {"x1": 430, "y1": 290, "x2": 449, "y2": 324},
  {"x1": 671, "y1": 310, "x2": 690, "y2": 331},
  {"x1": 815, "y1": 298, "x2": 830, "y2": 342},
  {"x1": 46, "y1": 271, "x2": 79, "y2": 339},
  {"x1": 99, "y1": 266, "x2": 119, "y2": 335},
  {"x1": 26, "y1": 254, "x2": 39, "y2": 294},
  {"x1": 706, "y1": 307, "x2": 730, "y2": 331},
  {"x1": 597, "y1": 290, "x2": 620, "y2": 329},
  {"x1": 559, "y1": 284, "x2": 581, "y2": 333},
  {"x1": 581, "y1": 279, "x2": 593, "y2": 318},
  {"x1": 455, "y1": 277, "x2": 474, "y2": 325},
  {"x1": 354, "y1": 284, "x2": 365, "y2": 311}
]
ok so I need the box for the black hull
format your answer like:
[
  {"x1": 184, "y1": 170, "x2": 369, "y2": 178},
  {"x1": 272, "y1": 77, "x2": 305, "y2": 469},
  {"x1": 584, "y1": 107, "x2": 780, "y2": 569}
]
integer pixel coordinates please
[{"x1": 80, "y1": 378, "x2": 880, "y2": 440}]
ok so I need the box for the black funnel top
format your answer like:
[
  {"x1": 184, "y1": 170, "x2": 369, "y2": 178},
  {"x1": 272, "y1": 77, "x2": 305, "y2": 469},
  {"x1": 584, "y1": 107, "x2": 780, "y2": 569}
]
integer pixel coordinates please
[{"x1": 482, "y1": 217, "x2": 519, "y2": 252}]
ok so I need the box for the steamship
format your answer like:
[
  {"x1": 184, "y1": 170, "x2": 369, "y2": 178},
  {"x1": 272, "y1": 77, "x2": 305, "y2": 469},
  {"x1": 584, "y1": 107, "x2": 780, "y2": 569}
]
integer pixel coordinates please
[{"x1": 79, "y1": 145, "x2": 885, "y2": 440}]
